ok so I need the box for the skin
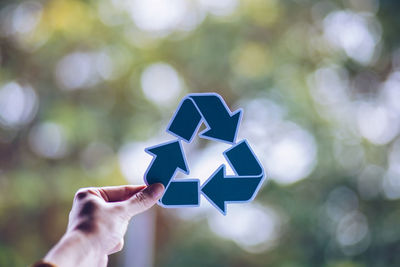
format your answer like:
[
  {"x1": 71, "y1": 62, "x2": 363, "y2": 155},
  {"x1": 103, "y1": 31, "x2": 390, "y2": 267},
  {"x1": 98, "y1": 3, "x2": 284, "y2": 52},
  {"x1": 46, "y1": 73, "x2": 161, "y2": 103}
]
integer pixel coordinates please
[{"x1": 43, "y1": 183, "x2": 165, "y2": 267}]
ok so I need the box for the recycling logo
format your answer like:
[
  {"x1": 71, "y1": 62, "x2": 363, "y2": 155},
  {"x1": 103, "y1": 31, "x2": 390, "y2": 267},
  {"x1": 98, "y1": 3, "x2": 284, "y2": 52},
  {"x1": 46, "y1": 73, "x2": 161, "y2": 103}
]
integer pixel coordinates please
[{"x1": 144, "y1": 93, "x2": 265, "y2": 215}]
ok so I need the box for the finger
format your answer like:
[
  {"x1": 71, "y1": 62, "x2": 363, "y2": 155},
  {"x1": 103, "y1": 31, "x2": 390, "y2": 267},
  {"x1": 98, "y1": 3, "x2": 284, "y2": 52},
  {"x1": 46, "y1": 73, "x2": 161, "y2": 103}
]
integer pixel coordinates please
[
  {"x1": 98, "y1": 254, "x2": 108, "y2": 267},
  {"x1": 127, "y1": 183, "x2": 164, "y2": 216},
  {"x1": 108, "y1": 240, "x2": 124, "y2": 255},
  {"x1": 96, "y1": 185, "x2": 147, "y2": 202}
]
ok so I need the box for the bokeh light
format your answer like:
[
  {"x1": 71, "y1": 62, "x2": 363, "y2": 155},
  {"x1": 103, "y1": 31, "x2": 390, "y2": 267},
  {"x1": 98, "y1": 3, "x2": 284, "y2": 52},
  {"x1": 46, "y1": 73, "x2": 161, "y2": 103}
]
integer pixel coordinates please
[
  {"x1": 141, "y1": 62, "x2": 183, "y2": 107},
  {"x1": 0, "y1": 82, "x2": 38, "y2": 129},
  {"x1": 323, "y1": 10, "x2": 381, "y2": 65},
  {"x1": 55, "y1": 52, "x2": 99, "y2": 90},
  {"x1": 128, "y1": 0, "x2": 187, "y2": 36},
  {"x1": 207, "y1": 203, "x2": 283, "y2": 253},
  {"x1": 28, "y1": 122, "x2": 69, "y2": 159},
  {"x1": 118, "y1": 141, "x2": 154, "y2": 185}
]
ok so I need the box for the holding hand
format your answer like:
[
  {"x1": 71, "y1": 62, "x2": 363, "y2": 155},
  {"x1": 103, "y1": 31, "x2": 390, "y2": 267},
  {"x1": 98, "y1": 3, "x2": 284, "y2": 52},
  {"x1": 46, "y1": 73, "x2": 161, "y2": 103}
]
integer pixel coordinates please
[{"x1": 35, "y1": 184, "x2": 164, "y2": 267}]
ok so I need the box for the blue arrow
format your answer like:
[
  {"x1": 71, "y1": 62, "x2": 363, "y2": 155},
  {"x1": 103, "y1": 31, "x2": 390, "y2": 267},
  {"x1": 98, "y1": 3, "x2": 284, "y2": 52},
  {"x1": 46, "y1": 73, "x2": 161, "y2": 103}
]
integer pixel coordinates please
[
  {"x1": 201, "y1": 166, "x2": 263, "y2": 214},
  {"x1": 224, "y1": 140, "x2": 263, "y2": 176},
  {"x1": 160, "y1": 179, "x2": 200, "y2": 206},
  {"x1": 167, "y1": 98, "x2": 202, "y2": 142},
  {"x1": 144, "y1": 140, "x2": 189, "y2": 188},
  {"x1": 167, "y1": 93, "x2": 242, "y2": 144},
  {"x1": 144, "y1": 140, "x2": 200, "y2": 207},
  {"x1": 201, "y1": 140, "x2": 265, "y2": 215},
  {"x1": 190, "y1": 94, "x2": 242, "y2": 144}
]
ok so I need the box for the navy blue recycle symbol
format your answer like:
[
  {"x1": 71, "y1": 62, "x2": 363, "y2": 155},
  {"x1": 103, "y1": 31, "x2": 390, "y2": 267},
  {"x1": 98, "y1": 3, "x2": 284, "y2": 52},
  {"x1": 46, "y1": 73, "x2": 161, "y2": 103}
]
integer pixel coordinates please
[{"x1": 144, "y1": 93, "x2": 265, "y2": 215}]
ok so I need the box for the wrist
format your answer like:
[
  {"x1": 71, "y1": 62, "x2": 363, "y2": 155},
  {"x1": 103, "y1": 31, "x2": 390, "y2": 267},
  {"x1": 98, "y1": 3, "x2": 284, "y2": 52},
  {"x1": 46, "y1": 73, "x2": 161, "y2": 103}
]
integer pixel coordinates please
[{"x1": 44, "y1": 230, "x2": 102, "y2": 267}]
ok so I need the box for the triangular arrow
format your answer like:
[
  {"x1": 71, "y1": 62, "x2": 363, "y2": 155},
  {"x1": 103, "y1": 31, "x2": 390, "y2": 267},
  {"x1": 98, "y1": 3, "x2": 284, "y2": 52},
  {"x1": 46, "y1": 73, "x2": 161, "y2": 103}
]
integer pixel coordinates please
[
  {"x1": 201, "y1": 166, "x2": 263, "y2": 214},
  {"x1": 167, "y1": 93, "x2": 242, "y2": 144},
  {"x1": 167, "y1": 98, "x2": 202, "y2": 142},
  {"x1": 190, "y1": 94, "x2": 242, "y2": 144},
  {"x1": 200, "y1": 140, "x2": 265, "y2": 215},
  {"x1": 144, "y1": 140, "x2": 200, "y2": 206},
  {"x1": 160, "y1": 179, "x2": 200, "y2": 207},
  {"x1": 144, "y1": 140, "x2": 189, "y2": 188}
]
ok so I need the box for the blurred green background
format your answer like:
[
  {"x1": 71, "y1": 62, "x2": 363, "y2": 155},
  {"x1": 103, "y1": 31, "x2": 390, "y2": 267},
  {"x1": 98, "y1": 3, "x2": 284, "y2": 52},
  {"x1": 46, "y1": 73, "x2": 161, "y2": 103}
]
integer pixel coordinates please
[{"x1": 1, "y1": 0, "x2": 400, "y2": 266}]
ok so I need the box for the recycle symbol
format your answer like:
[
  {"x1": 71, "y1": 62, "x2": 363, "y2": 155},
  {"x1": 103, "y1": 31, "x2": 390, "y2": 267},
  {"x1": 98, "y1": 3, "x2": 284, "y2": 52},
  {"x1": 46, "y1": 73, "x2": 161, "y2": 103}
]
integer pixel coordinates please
[{"x1": 144, "y1": 93, "x2": 265, "y2": 215}]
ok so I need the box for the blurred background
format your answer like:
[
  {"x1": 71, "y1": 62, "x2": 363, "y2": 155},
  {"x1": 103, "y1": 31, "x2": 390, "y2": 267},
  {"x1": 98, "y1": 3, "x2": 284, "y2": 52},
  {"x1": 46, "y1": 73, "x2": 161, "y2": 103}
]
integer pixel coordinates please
[{"x1": 1, "y1": 0, "x2": 400, "y2": 266}]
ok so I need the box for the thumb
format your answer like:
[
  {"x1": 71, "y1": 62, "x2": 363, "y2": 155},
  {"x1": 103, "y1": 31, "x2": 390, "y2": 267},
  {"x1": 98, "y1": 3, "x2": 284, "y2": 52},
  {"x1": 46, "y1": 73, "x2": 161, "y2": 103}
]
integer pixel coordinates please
[{"x1": 127, "y1": 183, "x2": 165, "y2": 216}]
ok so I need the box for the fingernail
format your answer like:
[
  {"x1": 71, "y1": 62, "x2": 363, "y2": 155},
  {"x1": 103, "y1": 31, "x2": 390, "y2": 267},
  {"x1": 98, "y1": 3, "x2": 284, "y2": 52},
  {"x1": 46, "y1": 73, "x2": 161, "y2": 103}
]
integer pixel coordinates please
[{"x1": 145, "y1": 183, "x2": 165, "y2": 199}]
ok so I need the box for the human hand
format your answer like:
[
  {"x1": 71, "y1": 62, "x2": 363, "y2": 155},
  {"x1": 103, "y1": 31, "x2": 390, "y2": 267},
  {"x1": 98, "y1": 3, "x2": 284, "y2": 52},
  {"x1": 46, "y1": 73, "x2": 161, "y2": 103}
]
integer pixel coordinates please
[{"x1": 40, "y1": 184, "x2": 164, "y2": 267}]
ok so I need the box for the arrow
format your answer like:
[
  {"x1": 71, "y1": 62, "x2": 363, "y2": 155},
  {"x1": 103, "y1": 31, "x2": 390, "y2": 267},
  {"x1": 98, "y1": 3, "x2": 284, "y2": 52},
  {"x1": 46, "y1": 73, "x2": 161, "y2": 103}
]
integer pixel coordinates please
[
  {"x1": 224, "y1": 139, "x2": 263, "y2": 176},
  {"x1": 144, "y1": 140, "x2": 189, "y2": 188},
  {"x1": 201, "y1": 140, "x2": 265, "y2": 215},
  {"x1": 160, "y1": 179, "x2": 200, "y2": 206},
  {"x1": 201, "y1": 166, "x2": 263, "y2": 214},
  {"x1": 144, "y1": 140, "x2": 200, "y2": 206},
  {"x1": 167, "y1": 98, "x2": 202, "y2": 142},
  {"x1": 190, "y1": 94, "x2": 242, "y2": 144},
  {"x1": 167, "y1": 93, "x2": 242, "y2": 144}
]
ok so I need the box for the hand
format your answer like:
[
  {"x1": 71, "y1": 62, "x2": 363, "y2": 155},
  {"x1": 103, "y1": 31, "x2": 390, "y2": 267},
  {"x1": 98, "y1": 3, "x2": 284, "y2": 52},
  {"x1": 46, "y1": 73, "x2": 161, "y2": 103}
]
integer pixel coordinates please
[{"x1": 41, "y1": 184, "x2": 164, "y2": 267}]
